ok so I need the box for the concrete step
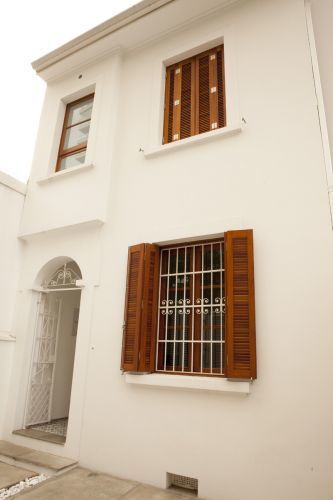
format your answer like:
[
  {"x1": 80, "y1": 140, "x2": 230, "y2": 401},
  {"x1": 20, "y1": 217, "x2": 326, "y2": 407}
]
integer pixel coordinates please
[{"x1": 0, "y1": 440, "x2": 77, "y2": 477}]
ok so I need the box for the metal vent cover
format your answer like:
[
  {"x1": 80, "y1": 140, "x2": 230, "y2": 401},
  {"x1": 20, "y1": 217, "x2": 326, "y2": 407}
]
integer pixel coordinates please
[{"x1": 167, "y1": 472, "x2": 198, "y2": 493}]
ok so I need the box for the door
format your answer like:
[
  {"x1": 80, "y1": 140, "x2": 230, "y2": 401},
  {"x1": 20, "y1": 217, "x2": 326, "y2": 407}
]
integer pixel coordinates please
[{"x1": 25, "y1": 293, "x2": 62, "y2": 426}]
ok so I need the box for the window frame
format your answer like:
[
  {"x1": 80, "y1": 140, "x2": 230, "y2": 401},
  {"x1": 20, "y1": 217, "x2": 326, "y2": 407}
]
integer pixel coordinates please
[
  {"x1": 121, "y1": 230, "x2": 256, "y2": 380},
  {"x1": 156, "y1": 238, "x2": 226, "y2": 377},
  {"x1": 162, "y1": 44, "x2": 226, "y2": 145},
  {"x1": 55, "y1": 93, "x2": 94, "y2": 172}
]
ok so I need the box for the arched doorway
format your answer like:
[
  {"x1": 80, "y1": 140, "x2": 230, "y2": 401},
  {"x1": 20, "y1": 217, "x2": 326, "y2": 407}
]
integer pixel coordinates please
[{"x1": 21, "y1": 259, "x2": 82, "y2": 444}]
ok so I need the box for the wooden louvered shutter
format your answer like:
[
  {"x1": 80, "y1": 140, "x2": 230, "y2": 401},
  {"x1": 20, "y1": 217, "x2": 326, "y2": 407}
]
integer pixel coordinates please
[
  {"x1": 163, "y1": 45, "x2": 226, "y2": 144},
  {"x1": 121, "y1": 244, "x2": 159, "y2": 372},
  {"x1": 225, "y1": 230, "x2": 256, "y2": 379},
  {"x1": 196, "y1": 46, "x2": 226, "y2": 135},
  {"x1": 163, "y1": 59, "x2": 196, "y2": 144}
]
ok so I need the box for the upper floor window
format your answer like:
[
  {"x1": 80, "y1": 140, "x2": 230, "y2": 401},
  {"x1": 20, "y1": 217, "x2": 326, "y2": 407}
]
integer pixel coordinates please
[
  {"x1": 163, "y1": 45, "x2": 226, "y2": 145},
  {"x1": 56, "y1": 94, "x2": 94, "y2": 171}
]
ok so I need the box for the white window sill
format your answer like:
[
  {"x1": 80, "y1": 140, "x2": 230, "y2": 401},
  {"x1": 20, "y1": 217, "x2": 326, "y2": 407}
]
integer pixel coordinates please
[
  {"x1": 0, "y1": 332, "x2": 16, "y2": 342},
  {"x1": 125, "y1": 373, "x2": 251, "y2": 394},
  {"x1": 37, "y1": 163, "x2": 94, "y2": 184},
  {"x1": 144, "y1": 123, "x2": 243, "y2": 159}
]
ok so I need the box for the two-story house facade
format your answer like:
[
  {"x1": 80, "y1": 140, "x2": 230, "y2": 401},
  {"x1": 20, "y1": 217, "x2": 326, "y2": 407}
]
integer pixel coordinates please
[{"x1": 1, "y1": 1, "x2": 333, "y2": 499}]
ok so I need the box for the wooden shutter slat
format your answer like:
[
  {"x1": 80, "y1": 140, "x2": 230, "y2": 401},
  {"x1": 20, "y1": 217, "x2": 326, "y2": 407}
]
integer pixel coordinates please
[
  {"x1": 196, "y1": 53, "x2": 210, "y2": 134},
  {"x1": 217, "y1": 46, "x2": 226, "y2": 128},
  {"x1": 172, "y1": 66, "x2": 182, "y2": 141},
  {"x1": 180, "y1": 61, "x2": 194, "y2": 140},
  {"x1": 139, "y1": 244, "x2": 160, "y2": 372},
  {"x1": 209, "y1": 51, "x2": 218, "y2": 130},
  {"x1": 225, "y1": 230, "x2": 256, "y2": 379},
  {"x1": 121, "y1": 244, "x2": 145, "y2": 372}
]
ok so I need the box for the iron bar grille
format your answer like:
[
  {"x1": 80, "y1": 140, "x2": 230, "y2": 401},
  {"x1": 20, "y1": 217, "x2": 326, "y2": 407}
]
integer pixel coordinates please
[{"x1": 156, "y1": 240, "x2": 225, "y2": 375}]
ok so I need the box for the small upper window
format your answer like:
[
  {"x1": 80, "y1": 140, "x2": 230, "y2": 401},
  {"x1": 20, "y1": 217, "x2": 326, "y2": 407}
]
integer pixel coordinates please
[
  {"x1": 163, "y1": 45, "x2": 226, "y2": 144},
  {"x1": 56, "y1": 94, "x2": 94, "y2": 171}
]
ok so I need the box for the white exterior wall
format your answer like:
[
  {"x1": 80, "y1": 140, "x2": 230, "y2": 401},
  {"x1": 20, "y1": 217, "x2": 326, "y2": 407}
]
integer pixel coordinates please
[
  {"x1": 3, "y1": 1, "x2": 333, "y2": 499},
  {"x1": 0, "y1": 173, "x2": 25, "y2": 437}
]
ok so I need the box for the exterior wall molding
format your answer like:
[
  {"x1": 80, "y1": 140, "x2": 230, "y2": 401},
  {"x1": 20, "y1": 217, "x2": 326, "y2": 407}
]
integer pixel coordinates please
[
  {"x1": 18, "y1": 218, "x2": 105, "y2": 241},
  {"x1": 125, "y1": 373, "x2": 251, "y2": 394},
  {"x1": 0, "y1": 332, "x2": 16, "y2": 342},
  {"x1": 304, "y1": 0, "x2": 333, "y2": 226},
  {"x1": 37, "y1": 163, "x2": 94, "y2": 184},
  {"x1": 0, "y1": 172, "x2": 26, "y2": 195}
]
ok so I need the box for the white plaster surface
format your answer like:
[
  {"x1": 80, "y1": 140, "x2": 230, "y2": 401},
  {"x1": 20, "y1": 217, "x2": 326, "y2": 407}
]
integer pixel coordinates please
[{"x1": 1, "y1": 1, "x2": 333, "y2": 500}]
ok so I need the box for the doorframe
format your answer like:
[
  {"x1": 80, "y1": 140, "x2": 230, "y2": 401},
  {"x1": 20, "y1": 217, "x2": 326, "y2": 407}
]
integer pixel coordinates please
[{"x1": 23, "y1": 287, "x2": 82, "y2": 430}]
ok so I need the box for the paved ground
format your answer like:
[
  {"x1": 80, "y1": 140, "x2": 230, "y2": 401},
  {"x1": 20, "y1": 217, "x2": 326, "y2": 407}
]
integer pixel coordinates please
[
  {"x1": 0, "y1": 462, "x2": 36, "y2": 490},
  {"x1": 1, "y1": 465, "x2": 199, "y2": 499}
]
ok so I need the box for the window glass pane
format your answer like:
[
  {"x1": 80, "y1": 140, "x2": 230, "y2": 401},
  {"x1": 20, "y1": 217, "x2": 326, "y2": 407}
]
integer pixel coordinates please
[
  {"x1": 203, "y1": 343, "x2": 211, "y2": 370},
  {"x1": 169, "y1": 249, "x2": 177, "y2": 274},
  {"x1": 212, "y1": 272, "x2": 221, "y2": 304},
  {"x1": 64, "y1": 121, "x2": 91, "y2": 150},
  {"x1": 186, "y1": 247, "x2": 193, "y2": 272},
  {"x1": 203, "y1": 308, "x2": 211, "y2": 341},
  {"x1": 212, "y1": 309, "x2": 222, "y2": 341},
  {"x1": 166, "y1": 310, "x2": 175, "y2": 340},
  {"x1": 59, "y1": 151, "x2": 86, "y2": 171},
  {"x1": 67, "y1": 97, "x2": 93, "y2": 126},
  {"x1": 203, "y1": 245, "x2": 212, "y2": 271},
  {"x1": 161, "y1": 250, "x2": 169, "y2": 275},
  {"x1": 178, "y1": 248, "x2": 185, "y2": 274},
  {"x1": 212, "y1": 243, "x2": 221, "y2": 269},
  {"x1": 176, "y1": 309, "x2": 183, "y2": 340},
  {"x1": 212, "y1": 343, "x2": 222, "y2": 372},
  {"x1": 168, "y1": 276, "x2": 176, "y2": 306},
  {"x1": 174, "y1": 342, "x2": 183, "y2": 370}
]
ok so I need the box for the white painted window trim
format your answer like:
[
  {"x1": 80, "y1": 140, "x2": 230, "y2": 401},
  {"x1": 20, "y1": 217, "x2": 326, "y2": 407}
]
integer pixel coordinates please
[
  {"x1": 144, "y1": 26, "x2": 242, "y2": 154},
  {"x1": 125, "y1": 373, "x2": 251, "y2": 394},
  {"x1": 37, "y1": 162, "x2": 94, "y2": 184},
  {"x1": 144, "y1": 124, "x2": 242, "y2": 158},
  {"x1": 42, "y1": 76, "x2": 103, "y2": 180},
  {"x1": 304, "y1": 1, "x2": 333, "y2": 226}
]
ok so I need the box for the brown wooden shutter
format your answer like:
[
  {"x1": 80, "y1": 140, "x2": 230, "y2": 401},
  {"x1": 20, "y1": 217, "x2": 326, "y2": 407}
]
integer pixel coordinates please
[
  {"x1": 225, "y1": 230, "x2": 256, "y2": 379},
  {"x1": 121, "y1": 244, "x2": 159, "y2": 372},
  {"x1": 163, "y1": 59, "x2": 195, "y2": 144}
]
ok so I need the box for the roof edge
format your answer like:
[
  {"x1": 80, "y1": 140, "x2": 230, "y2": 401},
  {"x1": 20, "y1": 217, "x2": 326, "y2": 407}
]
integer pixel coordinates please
[{"x1": 32, "y1": 0, "x2": 175, "y2": 74}]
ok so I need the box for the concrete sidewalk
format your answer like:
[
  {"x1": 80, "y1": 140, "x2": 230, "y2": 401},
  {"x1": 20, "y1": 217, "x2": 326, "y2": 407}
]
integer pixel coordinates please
[{"x1": 3, "y1": 465, "x2": 200, "y2": 499}]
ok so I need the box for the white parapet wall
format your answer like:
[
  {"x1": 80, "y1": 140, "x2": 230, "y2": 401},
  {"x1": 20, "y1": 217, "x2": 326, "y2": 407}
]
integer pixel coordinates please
[{"x1": 0, "y1": 172, "x2": 25, "y2": 437}]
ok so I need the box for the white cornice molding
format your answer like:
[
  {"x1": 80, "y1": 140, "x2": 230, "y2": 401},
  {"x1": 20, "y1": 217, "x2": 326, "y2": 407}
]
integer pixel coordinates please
[
  {"x1": 0, "y1": 171, "x2": 26, "y2": 195},
  {"x1": 32, "y1": 0, "x2": 175, "y2": 74}
]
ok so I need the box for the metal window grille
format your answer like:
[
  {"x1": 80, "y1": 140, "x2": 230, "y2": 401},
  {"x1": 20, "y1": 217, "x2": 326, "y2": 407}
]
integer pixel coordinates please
[{"x1": 156, "y1": 240, "x2": 225, "y2": 375}]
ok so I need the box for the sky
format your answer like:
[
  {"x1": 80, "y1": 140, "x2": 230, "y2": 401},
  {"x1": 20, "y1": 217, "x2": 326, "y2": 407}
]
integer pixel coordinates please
[{"x1": 0, "y1": 0, "x2": 139, "y2": 182}]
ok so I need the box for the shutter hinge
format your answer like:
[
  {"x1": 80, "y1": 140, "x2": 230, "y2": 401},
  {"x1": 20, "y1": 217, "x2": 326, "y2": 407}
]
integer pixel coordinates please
[{"x1": 122, "y1": 322, "x2": 126, "y2": 331}]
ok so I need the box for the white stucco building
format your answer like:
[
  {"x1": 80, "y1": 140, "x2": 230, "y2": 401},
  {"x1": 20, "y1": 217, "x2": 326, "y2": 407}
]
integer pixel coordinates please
[{"x1": 1, "y1": 1, "x2": 333, "y2": 499}]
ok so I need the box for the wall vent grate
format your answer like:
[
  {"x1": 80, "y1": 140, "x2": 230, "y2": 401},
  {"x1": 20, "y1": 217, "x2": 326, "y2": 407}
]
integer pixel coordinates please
[{"x1": 167, "y1": 473, "x2": 198, "y2": 495}]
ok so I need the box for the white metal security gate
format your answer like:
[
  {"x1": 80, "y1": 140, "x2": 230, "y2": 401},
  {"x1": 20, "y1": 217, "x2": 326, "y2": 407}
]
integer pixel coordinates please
[{"x1": 25, "y1": 293, "x2": 62, "y2": 427}]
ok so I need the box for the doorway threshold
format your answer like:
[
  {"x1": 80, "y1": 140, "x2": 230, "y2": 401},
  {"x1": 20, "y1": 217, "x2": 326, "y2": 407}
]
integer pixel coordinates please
[
  {"x1": 13, "y1": 428, "x2": 66, "y2": 445},
  {"x1": 13, "y1": 418, "x2": 68, "y2": 445}
]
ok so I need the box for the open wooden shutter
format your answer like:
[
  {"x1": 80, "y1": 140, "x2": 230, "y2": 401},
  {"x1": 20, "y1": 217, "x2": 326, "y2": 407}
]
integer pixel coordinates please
[
  {"x1": 163, "y1": 59, "x2": 196, "y2": 144},
  {"x1": 121, "y1": 244, "x2": 159, "y2": 372},
  {"x1": 225, "y1": 230, "x2": 256, "y2": 379},
  {"x1": 196, "y1": 46, "x2": 226, "y2": 134}
]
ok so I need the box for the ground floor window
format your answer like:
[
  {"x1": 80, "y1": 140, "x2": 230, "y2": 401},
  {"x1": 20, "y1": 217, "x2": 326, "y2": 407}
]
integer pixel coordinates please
[{"x1": 157, "y1": 241, "x2": 225, "y2": 375}]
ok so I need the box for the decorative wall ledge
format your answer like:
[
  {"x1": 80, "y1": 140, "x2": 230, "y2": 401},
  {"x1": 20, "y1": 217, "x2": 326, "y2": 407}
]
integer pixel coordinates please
[
  {"x1": 0, "y1": 332, "x2": 16, "y2": 342},
  {"x1": 18, "y1": 218, "x2": 105, "y2": 241},
  {"x1": 37, "y1": 163, "x2": 94, "y2": 184},
  {"x1": 144, "y1": 123, "x2": 243, "y2": 159},
  {"x1": 125, "y1": 373, "x2": 251, "y2": 394}
]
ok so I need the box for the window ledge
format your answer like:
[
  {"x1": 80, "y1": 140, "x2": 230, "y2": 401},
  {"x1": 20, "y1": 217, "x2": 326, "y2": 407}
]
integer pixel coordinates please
[
  {"x1": 124, "y1": 373, "x2": 251, "y2": 394},
  {"x1": 37, "y1": 163, "x2": 94, "y2": 184},
  {"x1": 144, "y1": 123, "x2": 243, "y2": 159}
]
